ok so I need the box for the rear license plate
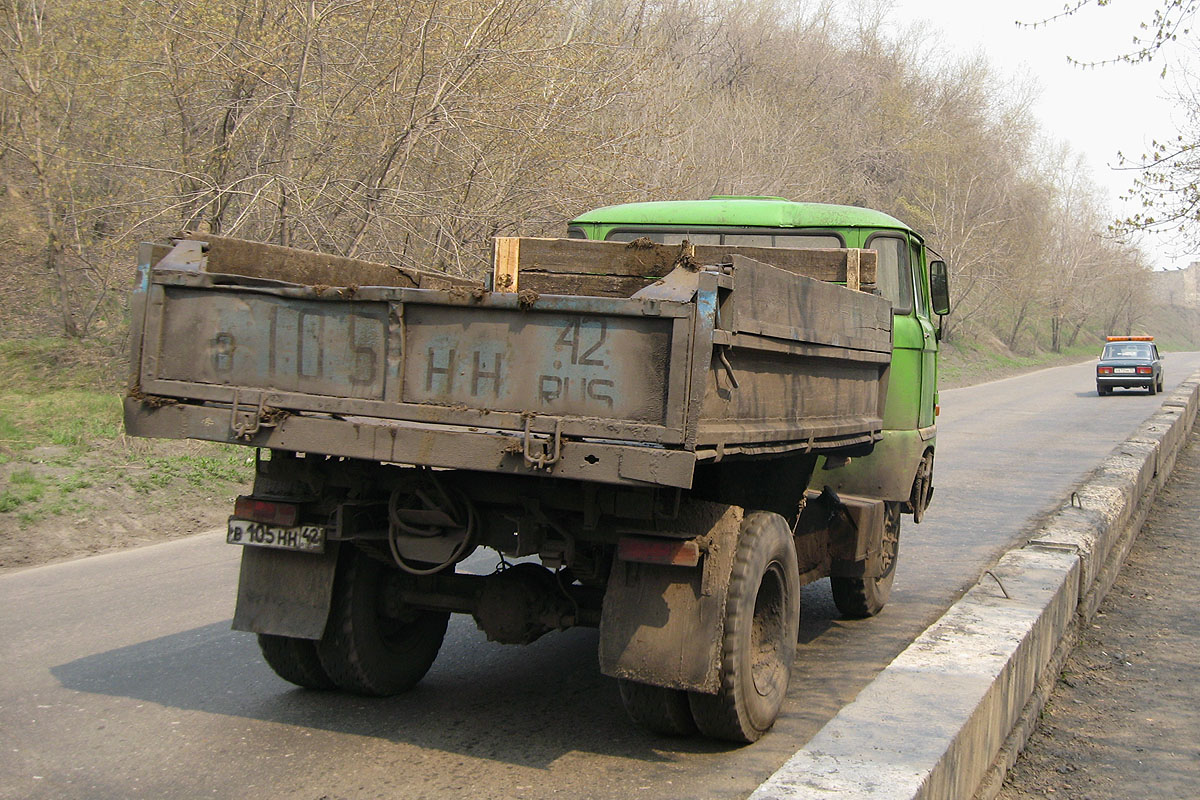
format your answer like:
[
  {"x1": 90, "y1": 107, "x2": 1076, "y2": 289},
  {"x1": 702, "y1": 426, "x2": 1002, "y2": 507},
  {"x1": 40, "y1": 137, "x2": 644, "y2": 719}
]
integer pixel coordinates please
[
  {"x1": 227, "y1": 519, "x2": 325, "y2": 553},
  {"x1": 1114, "y1": 367, "x2": 1136, "y2": 375}
]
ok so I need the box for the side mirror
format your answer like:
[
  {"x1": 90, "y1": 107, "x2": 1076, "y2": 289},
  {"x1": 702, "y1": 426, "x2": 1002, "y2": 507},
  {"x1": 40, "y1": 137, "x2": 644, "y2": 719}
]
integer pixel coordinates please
[{"x1": 930, "y1": 260, "x2": 951, "y2": 317}]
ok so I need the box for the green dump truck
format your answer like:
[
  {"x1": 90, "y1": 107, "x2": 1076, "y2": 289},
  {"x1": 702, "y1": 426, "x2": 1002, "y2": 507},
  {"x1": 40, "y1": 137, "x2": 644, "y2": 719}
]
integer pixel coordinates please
[{"x1": 124, "y1": 196, "x2": 949, "y2": 742}]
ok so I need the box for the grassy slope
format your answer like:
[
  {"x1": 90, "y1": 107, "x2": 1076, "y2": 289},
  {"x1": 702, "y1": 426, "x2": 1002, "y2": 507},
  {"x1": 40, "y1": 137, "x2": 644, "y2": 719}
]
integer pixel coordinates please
[{"x1": 0, "y1": 338, "x2": 253, "y2": 571}]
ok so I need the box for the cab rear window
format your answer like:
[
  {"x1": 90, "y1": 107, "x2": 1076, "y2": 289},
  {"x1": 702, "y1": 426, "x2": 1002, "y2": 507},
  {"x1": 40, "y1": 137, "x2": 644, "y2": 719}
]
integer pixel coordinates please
[{"x1": 604, "y1": 231, "x2": 842, "y2": 249}]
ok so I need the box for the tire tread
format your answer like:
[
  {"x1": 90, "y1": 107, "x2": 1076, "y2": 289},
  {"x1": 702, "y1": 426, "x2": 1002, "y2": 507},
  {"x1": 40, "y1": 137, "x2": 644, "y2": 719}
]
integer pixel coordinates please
[
  {"x1": 317, "y1": 548, "x2": 449, "y2": 696},
  {"x1": 257, "y1": 633, "x2": 336, "y2": 690},
  {"x1": 618, "y1": 679, "x2": 697, "y2": 736}
]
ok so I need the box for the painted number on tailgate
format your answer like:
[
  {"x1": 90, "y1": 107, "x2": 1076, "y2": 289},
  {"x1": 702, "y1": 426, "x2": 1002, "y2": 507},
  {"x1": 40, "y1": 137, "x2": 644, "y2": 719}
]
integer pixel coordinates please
[
  {"x1": 540, "y1": 318, "x2": 614, "y2": 408},
  {"x1": 155, "y1": 289, "x2": 389, "y2": 400},
  {"x1": 403, "y1": 307, "x2": 669, "y2": 422}
]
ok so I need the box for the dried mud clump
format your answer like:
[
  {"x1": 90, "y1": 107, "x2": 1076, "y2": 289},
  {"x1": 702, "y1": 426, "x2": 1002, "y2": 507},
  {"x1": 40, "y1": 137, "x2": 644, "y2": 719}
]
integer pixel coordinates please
[{"x1": 127, "y1": 388, "x2": 178, "y2": 409}]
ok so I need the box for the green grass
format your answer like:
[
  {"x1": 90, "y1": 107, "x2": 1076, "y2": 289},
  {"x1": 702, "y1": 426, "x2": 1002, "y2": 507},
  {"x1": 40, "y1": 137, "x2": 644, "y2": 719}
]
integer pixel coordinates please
[
  {"x1": 1, "y1": 336, "x2": 252, "y2": 526},
  {"x1": 183, "y1": 455, "x2": 248, "y2": 486},
  {"x1": 0, "y1": 337, "x2": 122, "y2": 393},
  {"x1": 0, "y1": 469, "x2": 47, "y2": 512}
]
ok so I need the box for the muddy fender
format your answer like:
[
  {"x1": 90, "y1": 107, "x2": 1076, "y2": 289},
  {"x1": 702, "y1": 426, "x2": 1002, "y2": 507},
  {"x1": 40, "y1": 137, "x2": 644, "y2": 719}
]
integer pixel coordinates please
[{"x1": 597, "y1": 505, "x2": 740, "y2": 694}]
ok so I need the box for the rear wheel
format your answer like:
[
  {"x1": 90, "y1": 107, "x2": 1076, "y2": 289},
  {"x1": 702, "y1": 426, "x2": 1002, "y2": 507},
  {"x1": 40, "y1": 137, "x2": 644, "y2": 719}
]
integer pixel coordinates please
[
  {"x1": 258, "y1": 634, "x2": 336, "y2": 690},
  {"x1": 687, "y1": 511, "x2": 800, "y2": 743},
  {"x1": 1097, "y1": 384, "x2": 1109, "y2": 396},
  {"x1": 1149, "y1": 381, "x2": 1158, "y2": 395},
  {"x1": 317, "y1": 547, "x2": 449, "y2": 696},
  {"x1": 618, "y1": 679, "x2": 697, "y2": 736},
  {"x1": 831, "y1": 501, "x2": 901, "y2": 618}
]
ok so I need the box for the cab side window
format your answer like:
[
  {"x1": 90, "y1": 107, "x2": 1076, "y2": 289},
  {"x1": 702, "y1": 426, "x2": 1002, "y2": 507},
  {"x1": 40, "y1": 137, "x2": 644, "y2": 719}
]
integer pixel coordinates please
[{"x1": 867, "y1": 234, "x2": 913, "y2": 315}]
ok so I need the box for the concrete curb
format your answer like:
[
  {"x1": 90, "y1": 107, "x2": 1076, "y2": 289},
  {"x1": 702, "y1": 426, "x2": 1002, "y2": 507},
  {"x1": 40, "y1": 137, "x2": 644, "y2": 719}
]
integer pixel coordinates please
[{"x1": 751, "y1": 373, "x2": 1200, "y2": 800}]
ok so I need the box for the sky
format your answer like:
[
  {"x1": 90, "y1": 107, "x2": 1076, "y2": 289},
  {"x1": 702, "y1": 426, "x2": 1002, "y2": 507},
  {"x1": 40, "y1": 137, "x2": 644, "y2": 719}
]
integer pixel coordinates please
[{"x1": 885, "y1": 0, "x2": 1196, "y2": 271}]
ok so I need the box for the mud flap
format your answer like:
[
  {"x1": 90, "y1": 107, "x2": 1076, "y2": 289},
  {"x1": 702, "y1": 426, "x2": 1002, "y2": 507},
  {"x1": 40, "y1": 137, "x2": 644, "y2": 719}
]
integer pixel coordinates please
[
  {"x1": 825, "y1": 491, "x2": 886, "y2": 578},
  {"x1": 597, "y1": 511, "x2": 739, "y2": 695},
  {"x1": 231, "y1": 543, "x2": 340, "y2": 640}
]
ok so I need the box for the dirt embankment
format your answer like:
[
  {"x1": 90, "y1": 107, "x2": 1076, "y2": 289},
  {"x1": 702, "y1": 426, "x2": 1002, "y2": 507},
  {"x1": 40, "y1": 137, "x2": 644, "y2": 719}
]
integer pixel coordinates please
[{"x1": 0, "y1": 437, "x2": 249, "y2": 575}]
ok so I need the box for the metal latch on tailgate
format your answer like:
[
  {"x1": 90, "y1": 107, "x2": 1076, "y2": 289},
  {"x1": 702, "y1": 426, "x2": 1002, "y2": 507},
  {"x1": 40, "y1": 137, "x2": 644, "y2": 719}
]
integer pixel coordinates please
[
  {"x1": 523, "y1": 416, "x2": 563, "y2": 470},
  {"x1": 230, "y1": 389, "x2": 267, "y2": 439}
]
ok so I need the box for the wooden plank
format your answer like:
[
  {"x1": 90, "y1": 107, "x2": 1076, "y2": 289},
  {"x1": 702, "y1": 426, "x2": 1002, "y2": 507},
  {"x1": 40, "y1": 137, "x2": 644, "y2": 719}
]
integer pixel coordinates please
[
  {"x1": 723, "y1": 255, "x2": 892, "y2": 353},
  {"x1": 518, "y1": 272, "x2": 657, "y2": 298},
  {"x1": 508, "y1": 237, "x2": 679, "y2": 278},
  {"x1": 499, "y1": 237, "x2": 876, "y2": 284},
  {"x1": 694, "y1": 246, "x2": 876, "y2": 285},
  {"x1": 183, "y1": 233, "x2": 480, "y2": 290},
  {"x1": 493, "y1": 237, "x2": 520, "y2": 292},
  {"x1": 846, "y1": 248, "x2": 860, "y2": 293}
]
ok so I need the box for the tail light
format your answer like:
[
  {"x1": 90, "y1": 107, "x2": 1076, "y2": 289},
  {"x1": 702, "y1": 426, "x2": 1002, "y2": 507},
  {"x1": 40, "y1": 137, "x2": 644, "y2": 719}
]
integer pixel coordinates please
[
  {"x1": 1137, "y1": 366, "x2": 1153, "y2": 375},
  {"x1": 618, "y1": 536, "x2": 701, "y2": 567},
  {"x1": 1097, "y1": 366, "x2": 1114, "y2": 375},
  {"x1": 234, "y1": 496, "x2": 299, "y2": 526}
]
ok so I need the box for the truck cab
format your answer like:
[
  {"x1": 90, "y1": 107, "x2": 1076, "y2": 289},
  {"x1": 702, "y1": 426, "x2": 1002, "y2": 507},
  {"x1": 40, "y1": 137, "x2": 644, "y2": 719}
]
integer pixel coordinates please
[{"x1": 569, "y1": 196, "x2": 950, "y2": 522}]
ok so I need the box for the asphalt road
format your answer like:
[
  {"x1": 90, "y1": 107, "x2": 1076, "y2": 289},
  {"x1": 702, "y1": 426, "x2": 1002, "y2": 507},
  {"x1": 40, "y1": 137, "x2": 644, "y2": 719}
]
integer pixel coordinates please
[{"x1": 4, "y1": 354, "x2": 1199, "y2": 800}]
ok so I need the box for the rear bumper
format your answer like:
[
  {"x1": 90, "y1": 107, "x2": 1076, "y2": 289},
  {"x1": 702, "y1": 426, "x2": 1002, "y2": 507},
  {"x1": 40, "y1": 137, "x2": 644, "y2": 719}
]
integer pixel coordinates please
[
  {"x1": 1096, "y1": 375, "x2": 1154, "y2": 388},
  {"x1": 123, "y1": 397, "x2": 699, "y2": 489}
]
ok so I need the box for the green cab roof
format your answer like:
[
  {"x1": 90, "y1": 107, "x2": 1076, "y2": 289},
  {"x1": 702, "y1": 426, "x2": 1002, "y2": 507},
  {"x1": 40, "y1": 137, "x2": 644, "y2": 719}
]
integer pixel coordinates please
[{"x1": 571, "y1": 196, "x2": 913, "y2": 232}]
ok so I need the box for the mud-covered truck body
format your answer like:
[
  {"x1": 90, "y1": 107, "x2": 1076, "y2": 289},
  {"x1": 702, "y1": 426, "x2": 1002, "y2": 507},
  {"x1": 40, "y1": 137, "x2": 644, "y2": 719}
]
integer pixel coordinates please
[{"x1": 124, "y1": 197, "x2": 949, "y2": 743}]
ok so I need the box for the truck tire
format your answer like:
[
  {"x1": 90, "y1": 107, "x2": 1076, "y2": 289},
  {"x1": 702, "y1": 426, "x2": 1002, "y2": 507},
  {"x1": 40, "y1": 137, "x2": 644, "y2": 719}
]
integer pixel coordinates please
[
  {"x1": 687, "y1": 511, "x2": 800, "y2": 743},
  {"x1": 831, "y1": 501, "x2": 901, "y2": 618},
  {"x1": 317, "y1": 547, "x2": 449, "y2": 696},
  {"x1": 257, "y1": 634, "x2": 337, "y2": 690},
  {"x1": 618, "y1": 679, "x2": 698, "y2": 736}
]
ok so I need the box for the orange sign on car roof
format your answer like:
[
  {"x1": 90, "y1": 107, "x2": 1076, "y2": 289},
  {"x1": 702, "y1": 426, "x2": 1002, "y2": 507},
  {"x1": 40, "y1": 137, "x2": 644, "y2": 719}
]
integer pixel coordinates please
[{"x1": 1106, "y1": 336, "x2": 1154, "y2": 342}]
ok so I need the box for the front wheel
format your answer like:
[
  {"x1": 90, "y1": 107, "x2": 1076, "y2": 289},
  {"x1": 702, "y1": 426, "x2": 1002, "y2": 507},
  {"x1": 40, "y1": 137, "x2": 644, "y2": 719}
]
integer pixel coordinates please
[
  {"x1": 687, "y1": 511, "x2": 800, "y2": 743},
  {"x1": 317, "y1": 547, "x2": 449, "y2": 696},
  {"x1": 831, "y1": 501, "x2": 901, "y2": 618}
]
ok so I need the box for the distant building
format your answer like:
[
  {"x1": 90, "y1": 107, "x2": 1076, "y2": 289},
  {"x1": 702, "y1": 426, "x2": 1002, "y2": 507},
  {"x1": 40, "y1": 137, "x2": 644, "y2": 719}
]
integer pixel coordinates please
[{"x1": 1151, "y1": 263, "x2": 1200, "y2": 307}]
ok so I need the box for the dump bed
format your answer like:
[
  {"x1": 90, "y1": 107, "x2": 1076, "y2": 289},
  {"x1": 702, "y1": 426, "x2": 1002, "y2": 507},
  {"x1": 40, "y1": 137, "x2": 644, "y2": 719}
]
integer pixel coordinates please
[{"x1": 125, "y1": 235, "x2": 892, "y2": 489}]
